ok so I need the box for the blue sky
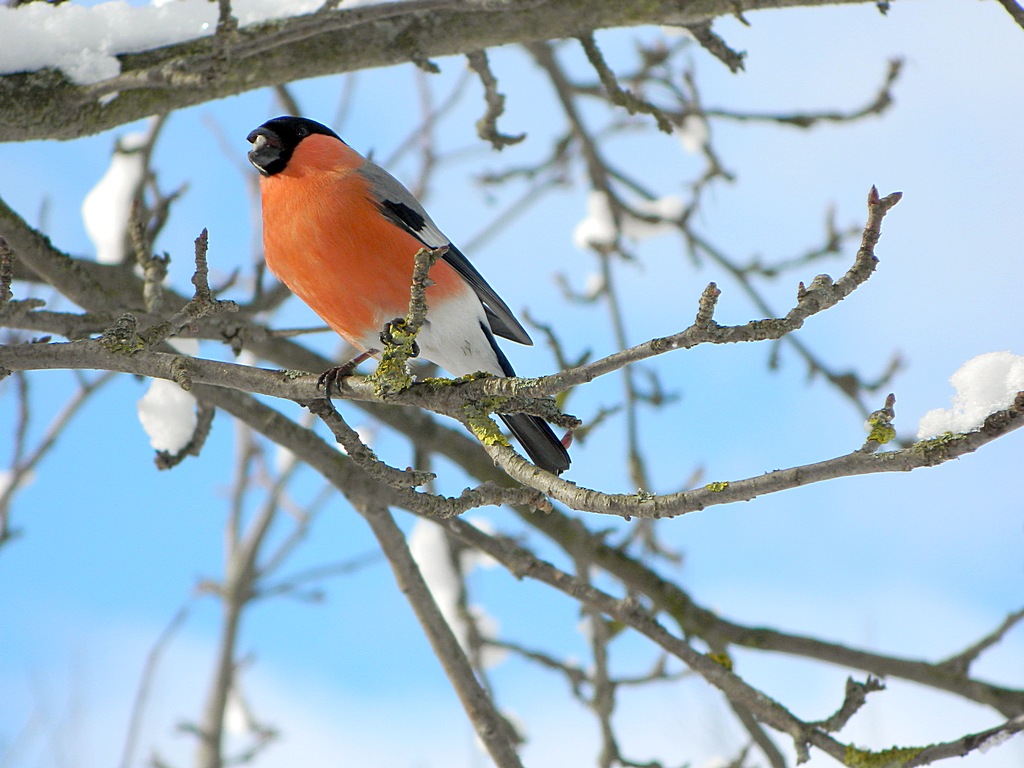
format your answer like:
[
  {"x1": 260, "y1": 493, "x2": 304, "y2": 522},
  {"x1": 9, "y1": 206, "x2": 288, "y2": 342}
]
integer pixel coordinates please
[{"x1": 1, "y1": 1, "x2": 1022, "y2": 767}]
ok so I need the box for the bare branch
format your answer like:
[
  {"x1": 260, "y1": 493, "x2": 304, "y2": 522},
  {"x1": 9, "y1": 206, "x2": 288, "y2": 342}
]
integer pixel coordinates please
[
  {"x1": 139, "y1": 228, "x2": 239, "y2": 349},
  {"x1": 683, "y1": 21, "x2": 746, "y2": 72},
  {"x1": 359, "y1": 501, "x2": 525, "y2": 768},
  {"x1": 0, "y1": 0, "x2": 881, "y2": 142},
  {"x1": 706, "y1": 58, "x2": 902, "y2": 128},
  {"x1": 996, "y1": 0, "x2": 1024, "y2": 30},
  {"x1": 466, "y1": 49, "x2": 526, "y2": 149},
  {"x1": 939, "y1": 608, "x2": 1024, "y2": 677},
  {"x1": 813, "y1": 676, "x2": 885, "y2": 733},
  {"x1": 577, "y1": 33, "x2": 674, "y2": 133},
  {"x1": 120, "y1": 603, "x2": 192, "y2": 768},
  {"x1": 367, "y1": 245, "x2": 446, "y2": 397},
  {"x1": 0, "y1": 238, "x2": 14, "y2": 309},
  {"x1": 306, "y1": 397, "x2": 436, "y2": 489}
]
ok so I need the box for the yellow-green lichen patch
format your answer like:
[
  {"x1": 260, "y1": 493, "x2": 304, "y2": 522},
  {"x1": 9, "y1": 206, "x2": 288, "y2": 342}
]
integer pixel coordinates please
[
  {"x1": 99, "y1": 314, "x2": 144, "y2": 354},
  {"x1": 865, "y1": 417, "x2": 896, "y2": 445},
  {"x1": 705, "y1": 481, "x2": 729, "y2": 492},
  {"x1": 911, "y1": 431, "x2": 962, "y2": 463},
  {"x1": 369, "y1": 357, "x2": 413, "y2": 397},
  {"x1": 418, "y1": 370, "x2": 492, "y2": 391},
  {"x1": 844, "y1": 745, "x2": 924, "y2": 768},
  {"x1": 465, "y1": 399, "x2": 511, "y2": 448},
  {"x1": 367, "y1": 319, "x2": 422, "y2": 396},
  {"x1": 707, "y1": 652, "x2": 733, "y2": 671}
]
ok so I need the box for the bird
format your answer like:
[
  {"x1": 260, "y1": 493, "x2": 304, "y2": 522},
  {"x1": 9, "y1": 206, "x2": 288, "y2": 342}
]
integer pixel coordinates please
[{"x1": 246, "y1": 116, "x2": 570, "y2": 474}]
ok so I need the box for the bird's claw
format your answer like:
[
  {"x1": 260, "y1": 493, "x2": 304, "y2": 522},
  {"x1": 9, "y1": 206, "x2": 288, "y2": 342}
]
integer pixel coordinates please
[
  {"x1": 380, "y1": 318, "x2": 419, "y2": 358},
  {"x1": 317, "y1": 350, "x2": 372, "y2": 396}
]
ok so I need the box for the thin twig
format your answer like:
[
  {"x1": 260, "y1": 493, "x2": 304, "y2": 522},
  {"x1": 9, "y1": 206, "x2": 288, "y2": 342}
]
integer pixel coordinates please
[
  {"x1": 306, "y1": 397, "x2": 436, "y2": 489},
  {"x1": 466, "y1": 50, "x2": 526, "y2": 149},
  {"x1": 139, "y1": 228, "x2": 238, "y2": 349},
  {"x1": 578, "y1": 33, "x2": 674, "y2": 133},
  {"x1": 120, "y1": 603, "x2": 192, "y2": 768},
  {"x1": 939, "y1": 608, "x2": 1024, "y2": 676},
  {"x1": 683, "y1": 21, "x2": 745, "y2": 72}
]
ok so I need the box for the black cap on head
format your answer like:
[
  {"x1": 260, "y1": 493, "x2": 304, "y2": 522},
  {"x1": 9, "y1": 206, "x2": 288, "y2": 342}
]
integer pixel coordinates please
[{"x1": 246, "y1": 116, "x2": 341, "y2": 176}]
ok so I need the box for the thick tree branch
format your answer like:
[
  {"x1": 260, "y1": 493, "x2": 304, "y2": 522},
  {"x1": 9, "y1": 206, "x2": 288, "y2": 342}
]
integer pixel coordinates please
[
  {"x1": 479, "y1": 394, "x2": 1024, "y2": 516},
  {"x1": 5, "y1": 335, "x2": 1019, "y2": 521},
  {"x1": 439, "y1": 515, "x2": 1024, "y2": 766},
  {"x1": 544, "y1": 509, "x2": 1024, "y2": 717},
  {"x1": 0, "y1": 0, "x2": 880, "y2": 143},
  {"x1": 148, "y1": 356, "x2": 1023, "y2": 760},
  {"x1": 996, "y1": 0, "x2": 1024, "y2": 30}
]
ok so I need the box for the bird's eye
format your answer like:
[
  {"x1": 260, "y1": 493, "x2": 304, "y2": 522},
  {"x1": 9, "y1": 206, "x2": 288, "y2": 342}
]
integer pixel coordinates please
[{"x1": 295, "y1": 125, "x2": 308, "y2": 138}]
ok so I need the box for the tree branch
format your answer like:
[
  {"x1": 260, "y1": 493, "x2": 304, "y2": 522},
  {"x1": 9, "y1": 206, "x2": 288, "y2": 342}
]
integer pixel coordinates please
[
  {"x1": 0, "y1": 0, "x2": 881, "y2": 143},
  {"x1": 996, "y1": 0, "x2": 1024, "y2": 31},
  {"x1": 359, "y1": 501, "x2": 525, "y2": 768},
  {"x1": 465, "y1": 49, "x2": 526, "y2": 149}
]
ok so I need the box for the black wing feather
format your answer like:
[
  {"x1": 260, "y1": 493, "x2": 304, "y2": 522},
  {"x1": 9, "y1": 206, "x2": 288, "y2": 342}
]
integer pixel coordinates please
[{"x1": 374, "y1": 193, "x2": 533, "y2": 346}]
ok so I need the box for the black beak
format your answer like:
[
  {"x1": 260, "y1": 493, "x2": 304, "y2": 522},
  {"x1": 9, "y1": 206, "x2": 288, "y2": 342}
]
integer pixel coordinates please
[{"x1": 247, "y1": 127, "x2": 285, "y2": 176}]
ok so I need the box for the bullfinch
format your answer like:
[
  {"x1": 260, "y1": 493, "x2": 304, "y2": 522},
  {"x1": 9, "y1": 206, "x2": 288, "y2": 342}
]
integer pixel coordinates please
[{"x1": 246, "y1": 116, "x2": 571, "y2": 474}]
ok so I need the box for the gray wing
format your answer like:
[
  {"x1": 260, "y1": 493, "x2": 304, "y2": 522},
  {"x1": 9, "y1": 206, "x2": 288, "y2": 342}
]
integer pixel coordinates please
[{"x1": 358, "y1": 159, "x2": 533, "y2": 346}]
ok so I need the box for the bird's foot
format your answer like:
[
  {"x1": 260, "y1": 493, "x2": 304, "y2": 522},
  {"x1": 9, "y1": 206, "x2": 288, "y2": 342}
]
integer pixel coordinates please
[
  {"x1": 369, "y1": 318, "x2": 420, "y2": 397},
  {"x1": 379, "y1": 318, "x2": 420, "y2": 359},
  {"x1": 317, "y1": 350, "x2": 373, "y2": 396}
]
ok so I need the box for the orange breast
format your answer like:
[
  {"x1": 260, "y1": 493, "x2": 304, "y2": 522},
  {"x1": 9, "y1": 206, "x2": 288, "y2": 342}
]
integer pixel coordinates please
[{"x1": 259, "y1": 137, "x2": 465, "y2": 351}]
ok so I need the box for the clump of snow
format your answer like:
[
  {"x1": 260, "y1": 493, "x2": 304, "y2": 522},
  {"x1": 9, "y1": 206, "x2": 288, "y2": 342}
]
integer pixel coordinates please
[
  {"x1": 676, "y1": 114, "x2": 709, "y2": 153},
  {"x1": 659, "y1": 26, "x2": 697, "y2": 42},
  {"x1": 224, "y1": 680, "x2": 260, "y2": 738},
  {"x1": 82, "y1": 132, "x2": 148, "y2": 264},
  {"x1": 460, "y1": 516, "x2": 499, "y2": 571},
  {"x1": 0, "y1": 0, "x2": 325, "y2": 86},
  {"x1": 275, "y1": 445, "x2": 298, "y2": 474},
  {"x1": 236, "y1": 350, "x2": 258, "y2": 368},
  {"x1": 0, "y1": 468, "x2": 35, "y2": 499},
  {"x1": 573, "y1": 192, "x2": 617, "y2": 250},
  {"x1": 408, "y1": 518, "x2": 505, "y2": 669},
  {"x1": 976, "y1": 715, "x2": 1023, "y2": 755},
  {"x1": 136, "y1": 338, "x2": 200, "y2": 452},
  {"x1": 167, "y1": 337, "x2": 200, "y2": 356},
  {"x1": 137, "y1": 378, "x2": 198, "y2": 453},
  {"x1": 573, "y1": 191, "x2": 684, "y2": 250},
  {"x1": 976, "y1": 727, "x2": 1014, "y2": 754},
  {"x1": 917, "y1": 352, "x2": 1024, "y2": 438},
  {"x1": 409, "y1": 519, "x2": 463, "y2": 636},
  {"x1": 696, "y1": 758, "x2": 730, "y2": 768},
  {"x1": 582, "y1": 272, "x2": 606, "y2": 299}
]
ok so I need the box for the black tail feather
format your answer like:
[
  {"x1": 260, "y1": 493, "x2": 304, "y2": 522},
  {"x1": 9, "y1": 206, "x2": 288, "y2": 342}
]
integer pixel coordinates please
[
  {"x1": 482, "y1": 320, "x2": 570, "y2": 474},
  {"x1": 499, "y1": 413, "x2": 570, "y2": 475}
]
